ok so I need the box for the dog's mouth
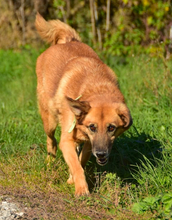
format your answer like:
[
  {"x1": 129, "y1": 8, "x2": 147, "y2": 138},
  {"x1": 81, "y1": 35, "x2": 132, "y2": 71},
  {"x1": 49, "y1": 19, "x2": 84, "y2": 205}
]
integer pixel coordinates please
[{"x1": 96, "y1": 157, "x2": 108, "y2": 166}]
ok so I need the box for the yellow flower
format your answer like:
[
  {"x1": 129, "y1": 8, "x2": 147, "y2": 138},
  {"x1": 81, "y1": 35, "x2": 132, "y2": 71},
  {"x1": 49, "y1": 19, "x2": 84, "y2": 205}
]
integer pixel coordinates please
[
  {"x1": 165, "y1": 6, "x2": 169, "y2": 12},
  {"x1": 142, "y1": 0, "x2": 149, "y2": 6}
]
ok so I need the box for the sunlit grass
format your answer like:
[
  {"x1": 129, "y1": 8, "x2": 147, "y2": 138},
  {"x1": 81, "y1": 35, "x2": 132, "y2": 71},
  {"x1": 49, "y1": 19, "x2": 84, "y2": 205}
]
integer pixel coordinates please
[{"x1": 0, "y1": 48, "x2": 172, "y2": 219}]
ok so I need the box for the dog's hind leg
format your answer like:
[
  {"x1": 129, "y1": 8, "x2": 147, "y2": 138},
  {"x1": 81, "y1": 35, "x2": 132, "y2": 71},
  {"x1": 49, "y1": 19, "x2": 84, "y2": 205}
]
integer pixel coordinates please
[{"x1": 40, "y1": 108, "x2": 58, "y2": 158}]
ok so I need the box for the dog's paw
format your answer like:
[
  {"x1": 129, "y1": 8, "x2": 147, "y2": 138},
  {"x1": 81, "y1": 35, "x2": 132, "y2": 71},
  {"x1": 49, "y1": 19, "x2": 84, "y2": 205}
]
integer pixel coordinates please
[
  {"x1": 67, "y1": 174, "x2": 74, "y2": 184},
  {"x1": 75, "y1": 184, "x2": 90, "y2": 196}
]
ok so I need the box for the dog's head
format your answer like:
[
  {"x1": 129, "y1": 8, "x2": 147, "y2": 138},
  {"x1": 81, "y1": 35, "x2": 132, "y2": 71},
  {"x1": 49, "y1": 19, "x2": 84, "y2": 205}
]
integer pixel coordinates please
[{"x1": 66, "y1": 97, "x2": 132, "y2": 166}]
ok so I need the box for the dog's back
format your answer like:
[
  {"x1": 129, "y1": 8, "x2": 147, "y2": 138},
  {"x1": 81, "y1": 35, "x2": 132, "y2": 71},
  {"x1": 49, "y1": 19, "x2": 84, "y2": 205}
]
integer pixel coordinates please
[{"x1": 35, "y1": 13, "x2": 101, "y2": 99}]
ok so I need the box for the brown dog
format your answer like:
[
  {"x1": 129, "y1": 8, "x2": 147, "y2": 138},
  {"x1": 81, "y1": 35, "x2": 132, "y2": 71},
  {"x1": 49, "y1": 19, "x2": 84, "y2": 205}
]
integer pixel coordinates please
[{"x1": 35, "y1": 13, "x2": 132, "y2": 196}]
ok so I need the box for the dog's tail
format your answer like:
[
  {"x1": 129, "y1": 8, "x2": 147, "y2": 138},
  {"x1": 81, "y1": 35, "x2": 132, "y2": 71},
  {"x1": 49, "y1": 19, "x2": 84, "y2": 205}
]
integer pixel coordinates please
[{"x1": 35, "y1": 13, "x2": 81, "y2": 45}]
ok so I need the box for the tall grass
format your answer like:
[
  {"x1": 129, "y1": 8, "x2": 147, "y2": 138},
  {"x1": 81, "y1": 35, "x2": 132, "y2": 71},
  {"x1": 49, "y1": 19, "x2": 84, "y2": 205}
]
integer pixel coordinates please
[{"x1": 0, "y1": 48, "x2": 172, "y2": 219}]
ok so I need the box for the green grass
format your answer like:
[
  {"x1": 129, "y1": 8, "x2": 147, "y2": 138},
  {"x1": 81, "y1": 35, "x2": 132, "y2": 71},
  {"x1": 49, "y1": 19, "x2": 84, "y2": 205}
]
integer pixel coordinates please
[{"x1": 0, "y1": 48, "x2": 172, "y2": 219}]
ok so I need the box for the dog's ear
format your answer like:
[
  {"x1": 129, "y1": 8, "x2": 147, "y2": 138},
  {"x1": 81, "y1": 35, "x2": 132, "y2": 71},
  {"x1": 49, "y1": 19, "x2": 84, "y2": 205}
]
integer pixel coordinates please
[
  {"x1": 66, "y1": 96, "x2": 91, "y2": 117},
  {"x1": 119, "y1": 112, "x2": 133, "y2": 128},
  {"x1": 118, "y1": 106, "x2": 133, "y2": 128}
]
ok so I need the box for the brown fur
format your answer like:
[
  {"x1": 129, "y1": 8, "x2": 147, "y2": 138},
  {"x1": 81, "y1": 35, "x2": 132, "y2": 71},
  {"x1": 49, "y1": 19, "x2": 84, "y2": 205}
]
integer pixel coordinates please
[{"x1": 35, "y1": 13, "x2": 132, "y2": 196}]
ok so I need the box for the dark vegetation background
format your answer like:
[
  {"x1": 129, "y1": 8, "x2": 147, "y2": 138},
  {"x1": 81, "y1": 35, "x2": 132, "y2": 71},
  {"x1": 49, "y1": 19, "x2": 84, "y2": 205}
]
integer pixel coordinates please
[{"x1": 1, "y1": 0, "x2": 172, "y2": 57}]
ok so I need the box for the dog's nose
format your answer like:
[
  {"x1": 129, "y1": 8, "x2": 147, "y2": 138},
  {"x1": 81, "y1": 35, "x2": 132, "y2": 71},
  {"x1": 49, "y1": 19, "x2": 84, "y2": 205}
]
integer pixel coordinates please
[{"x1": 95, "y1": 152, "x2": 107, "y2": 159}]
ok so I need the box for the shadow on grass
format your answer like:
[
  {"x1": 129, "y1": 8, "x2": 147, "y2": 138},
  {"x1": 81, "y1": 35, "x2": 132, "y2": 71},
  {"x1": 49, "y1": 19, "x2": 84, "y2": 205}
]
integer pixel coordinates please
[{"x1": 85, "y1": 126, "x2": 162, "y2": 193}]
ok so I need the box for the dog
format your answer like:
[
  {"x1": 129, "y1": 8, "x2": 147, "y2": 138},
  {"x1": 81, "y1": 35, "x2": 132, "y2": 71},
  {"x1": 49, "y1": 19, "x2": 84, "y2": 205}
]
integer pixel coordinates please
[{"x1": 35, "y1": 13, "x2": 132, "y2": 196}]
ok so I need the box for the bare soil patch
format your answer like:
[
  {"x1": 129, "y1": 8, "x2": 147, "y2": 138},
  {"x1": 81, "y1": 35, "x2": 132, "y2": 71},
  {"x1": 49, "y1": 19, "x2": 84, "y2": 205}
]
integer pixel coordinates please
[{"x1": 0, "y1": 186, "x2": 117, "y2": 220}]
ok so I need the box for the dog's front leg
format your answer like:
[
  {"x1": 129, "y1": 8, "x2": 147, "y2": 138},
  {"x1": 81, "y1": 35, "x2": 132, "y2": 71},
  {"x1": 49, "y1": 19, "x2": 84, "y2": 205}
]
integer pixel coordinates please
[
  {"x1": 79, "y1": 141, "x2": 92, "y2": 168},
  {"x1": 59, "y1": 138, "x2": 89, "y2": 196}
]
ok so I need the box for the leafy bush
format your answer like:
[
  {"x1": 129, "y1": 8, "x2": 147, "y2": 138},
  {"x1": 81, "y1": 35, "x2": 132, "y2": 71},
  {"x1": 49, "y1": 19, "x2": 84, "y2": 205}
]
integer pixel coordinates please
[
  {"x1": 133, "y1": 193, "x2": 172, "y2": 219},
  {"x1": 0, "y1": 0, "x2": 172, "y2": 56}
]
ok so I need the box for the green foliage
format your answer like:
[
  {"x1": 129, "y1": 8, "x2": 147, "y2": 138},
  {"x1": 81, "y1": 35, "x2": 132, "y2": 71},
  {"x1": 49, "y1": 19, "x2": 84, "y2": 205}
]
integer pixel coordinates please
[
  {"x1": 132, "y1": 193, "x2": 172, "y2": 219},
  {"x1": 103, "y1": 0, "x2": 171, "y2": 56},
  {"x1": 0, "y1": 0, "x2": 172, "y2": 56}
]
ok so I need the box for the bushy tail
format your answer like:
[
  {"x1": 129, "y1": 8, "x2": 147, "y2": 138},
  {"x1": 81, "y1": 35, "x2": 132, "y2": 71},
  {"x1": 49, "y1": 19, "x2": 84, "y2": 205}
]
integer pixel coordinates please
[{"x1": 35, "y1": 13, "x2": 81, "y2": 45}]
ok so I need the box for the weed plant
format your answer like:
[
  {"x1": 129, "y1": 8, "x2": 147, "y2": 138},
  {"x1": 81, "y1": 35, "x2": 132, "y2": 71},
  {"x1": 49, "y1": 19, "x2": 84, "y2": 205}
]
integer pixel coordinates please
[{"x1": 0, "y1": 48, "x2": 171, "y2": 219}]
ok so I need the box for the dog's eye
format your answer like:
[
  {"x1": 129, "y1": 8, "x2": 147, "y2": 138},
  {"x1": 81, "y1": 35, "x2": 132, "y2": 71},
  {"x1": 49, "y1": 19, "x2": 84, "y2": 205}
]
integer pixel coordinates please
[
  {"x1": 107, "y1": 125, "x2": 116, "y2": 132},
  {"x1": 89, "y1": 124, "x2": 96, "y2": 132}
]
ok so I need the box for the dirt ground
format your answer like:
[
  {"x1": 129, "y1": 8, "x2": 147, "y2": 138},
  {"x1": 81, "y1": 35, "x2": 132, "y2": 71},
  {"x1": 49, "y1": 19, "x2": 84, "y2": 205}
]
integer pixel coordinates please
[{"x1": 0, "y1": 186, "x2": 116, "y2": 220}]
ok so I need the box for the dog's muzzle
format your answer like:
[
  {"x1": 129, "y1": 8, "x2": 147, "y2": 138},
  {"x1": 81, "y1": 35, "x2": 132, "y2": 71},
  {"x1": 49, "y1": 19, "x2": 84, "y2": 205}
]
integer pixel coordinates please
[
  {"x1": 96, "y1": 157, "x2": 108, "y2": 166},
  {"x1": 95, "y1": 152, "x2": 109, "y2": 166}
]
